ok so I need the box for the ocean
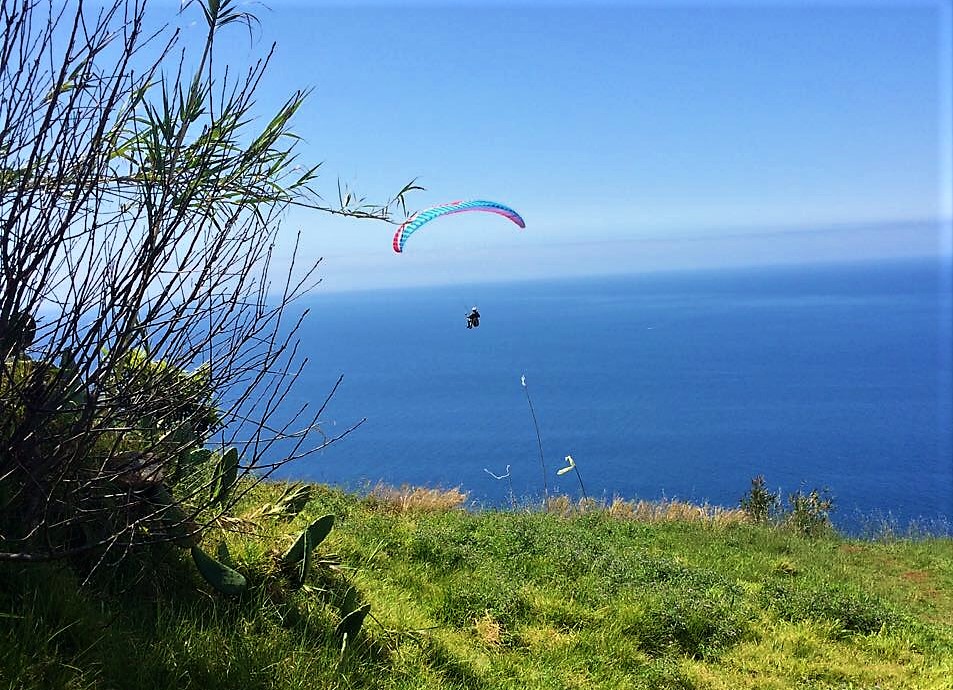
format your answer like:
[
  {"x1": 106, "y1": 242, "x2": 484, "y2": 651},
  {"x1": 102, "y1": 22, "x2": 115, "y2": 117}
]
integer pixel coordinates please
[{"x1": 269, "y1": 256, "x2": 953, "y2": 534}]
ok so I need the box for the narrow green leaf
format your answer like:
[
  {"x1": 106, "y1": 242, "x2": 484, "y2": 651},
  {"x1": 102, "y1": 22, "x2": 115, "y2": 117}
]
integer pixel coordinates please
[{"x1": 296, "y1": 529, "x2": 312, "y2": 585}]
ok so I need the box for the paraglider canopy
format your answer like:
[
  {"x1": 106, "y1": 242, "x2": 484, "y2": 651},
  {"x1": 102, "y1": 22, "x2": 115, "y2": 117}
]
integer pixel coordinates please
[{"x1": 392, "y1": 200, "x2": 525, "y2": 253}]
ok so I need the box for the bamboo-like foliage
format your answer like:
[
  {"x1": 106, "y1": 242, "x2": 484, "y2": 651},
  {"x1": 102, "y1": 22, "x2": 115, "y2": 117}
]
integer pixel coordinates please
[{"x1": 0, "y1": 0, "x2": 419, "y2": 563}]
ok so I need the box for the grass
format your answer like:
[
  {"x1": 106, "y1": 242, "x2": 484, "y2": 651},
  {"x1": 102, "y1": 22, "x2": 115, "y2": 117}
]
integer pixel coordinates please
[
  {"x1": 366, "y1": 483, "x2": 470, "y2": 514},
  {"x1": 2, "y1": 481, "x2": 952, "y2": 689}
]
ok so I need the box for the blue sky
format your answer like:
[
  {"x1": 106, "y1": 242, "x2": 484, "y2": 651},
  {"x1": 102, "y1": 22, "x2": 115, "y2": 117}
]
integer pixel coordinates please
[{"x1": 175, "y1": 0, "x2": 951, "y2": 291}]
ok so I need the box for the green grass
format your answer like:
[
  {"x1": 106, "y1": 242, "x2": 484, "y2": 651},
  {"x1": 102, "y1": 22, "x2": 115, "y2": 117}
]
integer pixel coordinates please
[{"x1": 2, "y1": 482, "x2": 952, "y2": 689}]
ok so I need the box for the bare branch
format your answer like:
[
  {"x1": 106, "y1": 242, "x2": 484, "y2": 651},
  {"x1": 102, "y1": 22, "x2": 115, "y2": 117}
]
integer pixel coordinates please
[{"x1": 0, "y1": 0, "x2": 417, "y2": 564}]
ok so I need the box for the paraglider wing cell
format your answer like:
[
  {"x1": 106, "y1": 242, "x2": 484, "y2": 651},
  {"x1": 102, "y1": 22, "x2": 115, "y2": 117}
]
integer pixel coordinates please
[{"x1": 392, "y1": 200, "x2": 525, "y2": 253}]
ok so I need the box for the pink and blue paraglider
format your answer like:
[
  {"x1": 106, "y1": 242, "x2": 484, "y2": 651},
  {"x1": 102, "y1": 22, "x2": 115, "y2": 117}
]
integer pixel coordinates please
[{"x1": 392, "y1": 200, "x2": 525, "y2": 253}]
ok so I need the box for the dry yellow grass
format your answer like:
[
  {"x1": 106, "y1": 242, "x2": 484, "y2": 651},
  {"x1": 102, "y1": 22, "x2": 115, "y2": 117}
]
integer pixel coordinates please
[
  {"x1": 542, "y1": 494, "x2": 749, "y2": 526},
  {"x1": 366, "y1": 483, "x2": 469, "y2": 514},
  {"x1": 473, "y1": 612, "x2": 503, "y2": 648},
  {"x1": 367, "y1": 482, "x2": 748, "y2": 525},
  {"x1": 607, "y1": 496, "x2": 749, "y2": 526}
]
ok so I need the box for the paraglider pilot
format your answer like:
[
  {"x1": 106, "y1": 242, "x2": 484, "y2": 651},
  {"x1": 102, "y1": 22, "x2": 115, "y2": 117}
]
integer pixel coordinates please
[{"x1": 466, "y1": 307, "x2": 481, "y2": 329}]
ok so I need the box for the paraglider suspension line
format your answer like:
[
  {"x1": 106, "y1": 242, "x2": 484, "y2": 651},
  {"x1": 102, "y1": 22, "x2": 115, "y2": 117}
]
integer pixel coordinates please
[{"x1": 522, "y1": 382, "x2": 549, "y2": 500}]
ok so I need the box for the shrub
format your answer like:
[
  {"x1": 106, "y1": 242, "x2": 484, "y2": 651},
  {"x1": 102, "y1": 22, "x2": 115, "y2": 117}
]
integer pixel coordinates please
[
  {"x1": 0, "y1": 0, "x2": 416, "y2": 565},
  {"x1": 785, "y1": 488, "x2": 835, "y2": 538},
  {"x1": 740, "y1": 475, "x2": 781, "y2": 524},
  {"x1": 740, "y1": 476, "x2": 836, "y2": 538}
]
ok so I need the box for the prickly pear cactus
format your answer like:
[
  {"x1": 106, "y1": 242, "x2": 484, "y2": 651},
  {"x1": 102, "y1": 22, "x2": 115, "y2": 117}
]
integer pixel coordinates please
[
  {"x1": 188, "y1": 447, "x2": 213, "y2": 469},
  {"x1": 340, "y1": 585, "x2": 360, "y2": 617},
  {"x1": 335, "y1": 604, "x2": 371, "y2": 642},
  {"x1": 210, "y1": 447, "x2": 240, "y2": 505},
  {"x1": 281, "y1": 514, "x2": 334, "y2": 566},
  {"x1": 191, "y1": 545, "x2": 247, "y2": 595}
]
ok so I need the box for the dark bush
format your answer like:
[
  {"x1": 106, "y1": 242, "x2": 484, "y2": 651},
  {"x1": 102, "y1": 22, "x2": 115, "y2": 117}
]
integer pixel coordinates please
[
  {"x1": 623, "y1": 585, "x2": 750, "y2": 659},
  {"x1": 763, "y1": 581, "x2": 902, "y2": 635}
]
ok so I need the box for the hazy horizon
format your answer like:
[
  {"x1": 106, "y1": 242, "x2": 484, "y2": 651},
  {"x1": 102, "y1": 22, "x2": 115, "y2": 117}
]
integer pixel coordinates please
[{"x1": 304, "y1": 217, "x2": 951, "y2": 293}]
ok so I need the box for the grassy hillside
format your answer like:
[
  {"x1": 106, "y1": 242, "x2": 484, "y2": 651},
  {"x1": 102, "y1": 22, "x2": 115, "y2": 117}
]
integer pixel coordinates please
[{"x1": 2, "y1": 482, "x2": 952, "y2": 689}]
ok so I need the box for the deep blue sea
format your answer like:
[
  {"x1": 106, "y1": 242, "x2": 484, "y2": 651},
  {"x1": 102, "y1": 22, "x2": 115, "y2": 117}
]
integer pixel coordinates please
[{"x1": 270, "y1": 257, "x2": 953, "y2": 534}]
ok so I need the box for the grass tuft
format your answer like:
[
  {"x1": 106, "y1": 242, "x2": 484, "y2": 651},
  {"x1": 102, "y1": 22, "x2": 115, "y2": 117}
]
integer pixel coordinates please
[
  {"x1": 365, "y1": 483, "x2": 470, "y2": 514},
  {"x1": 540, "y1": 493, "x2": 749, "y2": 527}
]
